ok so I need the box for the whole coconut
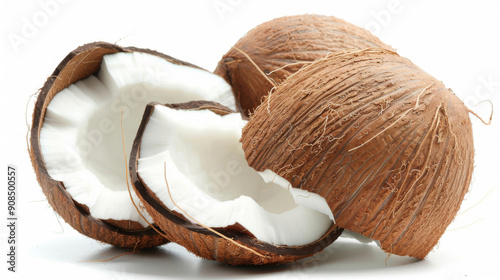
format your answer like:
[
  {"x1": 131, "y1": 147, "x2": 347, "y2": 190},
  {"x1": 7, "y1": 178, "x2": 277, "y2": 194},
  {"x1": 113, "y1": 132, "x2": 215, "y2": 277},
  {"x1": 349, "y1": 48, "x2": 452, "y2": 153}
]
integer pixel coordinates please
[
  {"x1": 241, "y1": 49, "x2": 474, "y2": 259},
  {"x1": 214, "y1": 14, "x2": 393, "y2": 116}
]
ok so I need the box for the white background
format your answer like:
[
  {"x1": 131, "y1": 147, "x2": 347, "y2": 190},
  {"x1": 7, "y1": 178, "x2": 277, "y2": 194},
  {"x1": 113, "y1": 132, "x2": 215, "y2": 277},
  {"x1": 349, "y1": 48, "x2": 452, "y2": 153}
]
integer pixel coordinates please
[{"x1": 1, "y1": 0, "x2": 500, "y2": 279}]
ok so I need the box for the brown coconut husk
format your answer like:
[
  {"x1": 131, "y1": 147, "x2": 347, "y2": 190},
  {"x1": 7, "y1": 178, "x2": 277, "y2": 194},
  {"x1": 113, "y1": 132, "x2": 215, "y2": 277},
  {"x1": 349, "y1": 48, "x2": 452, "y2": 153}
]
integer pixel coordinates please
[
  {"x1": 241, "y1": 49, "x2": 474, "y2": 259},
  {"x1": 214, "y1": 14, "x2": 393, "y2": 116}
]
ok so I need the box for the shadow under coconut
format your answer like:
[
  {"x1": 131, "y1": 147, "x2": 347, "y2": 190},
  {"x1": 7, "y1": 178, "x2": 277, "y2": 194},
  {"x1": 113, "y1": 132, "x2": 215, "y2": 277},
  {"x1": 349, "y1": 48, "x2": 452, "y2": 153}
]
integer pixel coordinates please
[
  {"x1": 186, "y1": 238, "x2": 423, "y2": 278},
  {"x1": 32, "y1": 235, "x2": 423, "y2": 278},
  {"x1": 31, "y1": 235, "x2": 289, "y2": 278},
  {"x1": 83, "y1": 244, "x2": 196, "y2": 278},
  {"x1": 195, "y1": 257, "x2": 292, "y2": 278},
  {"x1": 83, "y1": 246, "x2": 173, "y2": 263},
  {"x1": 97, "y1": 243, "x2": 291, "y2": 279},
  {"x1": 294, "y1": 238, "x2": 423, "y2": 273}
]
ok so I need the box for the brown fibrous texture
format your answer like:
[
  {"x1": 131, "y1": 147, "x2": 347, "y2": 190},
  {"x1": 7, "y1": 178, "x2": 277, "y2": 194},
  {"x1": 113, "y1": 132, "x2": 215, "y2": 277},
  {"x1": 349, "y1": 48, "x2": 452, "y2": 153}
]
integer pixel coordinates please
[
  {"x1": 241, "y1": 49, "x2": 474, "y2": 259},
  {"x1": 130, "y1": 101, "x2": 344, "y2": 265},
  {"x1": 214, "y1": 14, "x2": 393, "y2": 116},
  {"x1": 28, "y1": 42, "x2": 196, "y2": 249}
]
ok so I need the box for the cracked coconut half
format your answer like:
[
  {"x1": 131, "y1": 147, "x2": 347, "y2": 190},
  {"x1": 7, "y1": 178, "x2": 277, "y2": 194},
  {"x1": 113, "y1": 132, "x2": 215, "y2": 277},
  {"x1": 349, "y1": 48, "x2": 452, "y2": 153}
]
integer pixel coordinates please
[
  {"x1": 30, "y1": 42, "x2": 236, "y2": 248},
  {"x1": 130, "y1": 101, "x2": 343, "y2": 265}
]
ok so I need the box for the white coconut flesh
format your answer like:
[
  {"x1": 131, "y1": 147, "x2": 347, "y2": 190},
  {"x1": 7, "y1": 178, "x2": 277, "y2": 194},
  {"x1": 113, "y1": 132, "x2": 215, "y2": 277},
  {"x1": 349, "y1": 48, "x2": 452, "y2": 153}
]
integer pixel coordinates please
[
  {"x1": 137, "y1": 105, "x2": 335, "y2": 246},
  {"x1": 40, "y1": 52, "x2": 236, "y2": 226}
]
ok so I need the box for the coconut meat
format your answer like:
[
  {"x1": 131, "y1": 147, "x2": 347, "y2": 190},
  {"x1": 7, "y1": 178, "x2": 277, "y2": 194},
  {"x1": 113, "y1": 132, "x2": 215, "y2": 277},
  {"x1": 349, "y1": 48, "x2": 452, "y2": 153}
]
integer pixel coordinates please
[
  {"x1": 137, "y1": 106, "x2": 334, "y2": 246},
  {"x1": 40, "y1": 52, "x2": 235, "y2": 226}
]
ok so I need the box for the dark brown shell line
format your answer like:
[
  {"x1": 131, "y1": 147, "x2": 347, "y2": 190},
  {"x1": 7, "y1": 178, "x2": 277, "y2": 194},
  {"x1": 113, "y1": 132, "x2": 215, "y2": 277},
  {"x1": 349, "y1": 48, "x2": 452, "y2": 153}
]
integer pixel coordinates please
[
  {"x1": 187, "y1": 230, "x2": 203, "y2": 257},
  {"x1": 302, "y1": 85, "x2": 432, "y2": 198},
  {"x1": 231, "y1": 46, "x2": 278, "y2": 87},
  {"x1": 246, "y1": 62, "x2": 418, "y2": 171},
  {"x1": 393, "y1": 106, "x2": 444, "y2": 204},
  {"x1": 292, "y1": 64, "x2": 408, "y2": 114},
  {"x1": 353, "y1": 119, "x2": 429, "y2": 228},
  {"x1": 259, "y1": 27, "x2": 387, "y2": 54},
  {"x1": 261, "y1": 48, "x2": 385, "y2": 75},
  {"x1": 327, "y1": 83, "x2": 429, "y2": 153},
  {"x1": 300, "y1": 97, "x2": 430, "y2": 244},
  {"x1": 263, "y1": 56, "x2": 317, "y2": 65},
  {"x1": 375, "y1": 104, "x2": 462, "y2": 253},
  {"x1": 329, "y1": 119, "x2": 426, "y2": 222},
  {"x1": 367, "y1": 206, "x2": 391, "y2": 239},
  {"x1": 243, "y1": 53, "x2": 430, "y2": 191},
  {"x1": 212, "y1": 238, "x2": 220, "y2": 261},
  {"x1": 387, "y1": 112, "x2": 448, "y2": 240},
  {"x1": 198, "y1": 228, "x2": 219, "y2": 259},
  {"x1": 361, "y1": 117, "x2": 429, "y2": 207},
  {"x1": 394, "y1": 125, "x2": 453, "y2": 246},
  {"x1": 261, "y1": 50, "x2": 398, "y2": 104},
  {"x1": 385, "y1": 104, "x2": 444, "y2": 220},
  {"x1": 259, "y1": 56, "x2": 419, "y2": 145},
  {"x1": 312, "y1": 66, "x2": 420, "y2": 110},
  {"x1": 411, "y1": 116, "x2": 472, "y2": 251},
  {"x1": 399, "y1": 145, "x2": 463, "y2": 258},
  {"x1": 305, "y1": 77, "x2": 424, "y2": 145},
  {"x1": 329, "y1": 118, "x2": 426, "y2": 220},
  {"x1": 250, "y1": 79, "x2": 414, "y2": 188}
]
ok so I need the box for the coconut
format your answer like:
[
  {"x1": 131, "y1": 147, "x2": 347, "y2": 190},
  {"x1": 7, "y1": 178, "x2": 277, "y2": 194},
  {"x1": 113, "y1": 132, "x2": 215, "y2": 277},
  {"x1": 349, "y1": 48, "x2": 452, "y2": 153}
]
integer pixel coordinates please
[
  {"x1": 29, "y1": 42, "x2": 236, "y2": 249},
  {"x1": 214, "y1": 14, "x2": 393, "y2": 116},
  {"x1": 241, "y1": 49, "x2": 474, "y2": 259},
  {"x1": 130, "y1": 101, "x2": 343, "y2": 265}
]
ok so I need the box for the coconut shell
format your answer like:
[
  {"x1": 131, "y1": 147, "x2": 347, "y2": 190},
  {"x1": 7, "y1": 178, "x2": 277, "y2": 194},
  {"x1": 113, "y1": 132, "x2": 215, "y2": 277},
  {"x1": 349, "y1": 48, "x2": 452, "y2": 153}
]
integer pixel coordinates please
[
  {"x1": 130, "y1": 101, "x2": 343, "y2": 265},
  {"x1": 214, "y1": 14, "x2": 393, "y2": 116},
  {"x1": 241, "y1": 49, "x2": 474, "y2": 259},
  {"x1": 28, "y1": 42, "x2": 200, "y2": 249}
]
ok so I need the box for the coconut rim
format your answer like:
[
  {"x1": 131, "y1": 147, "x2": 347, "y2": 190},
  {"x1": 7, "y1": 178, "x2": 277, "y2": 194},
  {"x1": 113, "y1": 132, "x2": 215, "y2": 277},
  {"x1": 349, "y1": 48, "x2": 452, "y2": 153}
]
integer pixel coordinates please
[{"x1": 130, "y1": 101, "x2": 344, "y2": 257}]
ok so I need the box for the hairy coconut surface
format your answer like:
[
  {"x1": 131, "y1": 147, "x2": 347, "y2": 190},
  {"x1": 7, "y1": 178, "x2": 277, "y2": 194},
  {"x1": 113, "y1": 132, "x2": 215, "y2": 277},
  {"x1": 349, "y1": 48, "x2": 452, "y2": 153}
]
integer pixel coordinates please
[
  {"x1": 130, "y1": 101, "x2": 343, "y2": 265},
  {"x1": 241, "y1": 49, "x2": 474, "y2": 259},
  {"x1": 214, "y1": 14, "x2": 393, "y2": 116},
  {"x1": 29, "y1": 42, "x2": 234, "y2": 249}
]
